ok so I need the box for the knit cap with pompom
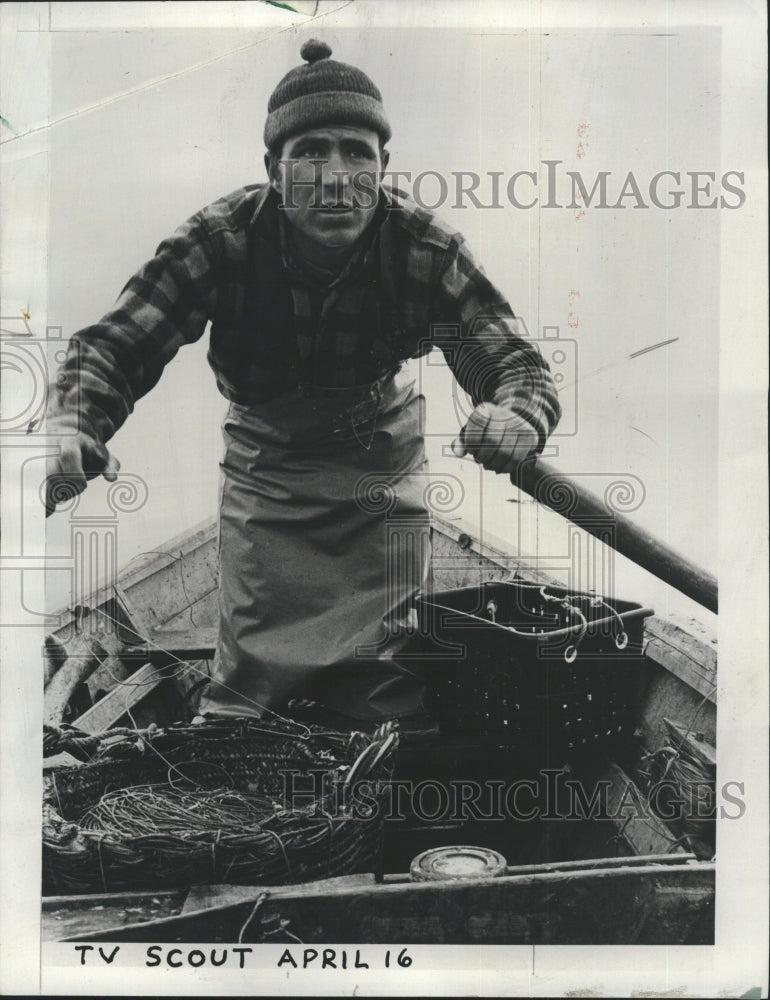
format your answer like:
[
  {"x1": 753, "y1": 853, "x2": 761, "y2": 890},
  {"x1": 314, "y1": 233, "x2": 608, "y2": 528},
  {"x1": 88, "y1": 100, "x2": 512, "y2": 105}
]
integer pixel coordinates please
[{"x1": 263, "y1": 39, "x2": 391, "y2": 151}]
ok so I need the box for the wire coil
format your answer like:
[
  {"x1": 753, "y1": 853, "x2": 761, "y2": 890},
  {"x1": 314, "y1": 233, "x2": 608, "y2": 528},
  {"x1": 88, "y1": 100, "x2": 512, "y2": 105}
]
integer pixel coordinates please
[{"x1": 43, "y1": 717, "x2": 398, "y2": 894}]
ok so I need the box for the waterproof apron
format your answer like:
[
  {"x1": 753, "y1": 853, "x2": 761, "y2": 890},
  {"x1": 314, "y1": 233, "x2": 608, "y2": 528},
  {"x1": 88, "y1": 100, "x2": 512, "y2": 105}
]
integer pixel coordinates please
[{"x1": 199, "y1": 368, "x2": 430, "y2": 721}]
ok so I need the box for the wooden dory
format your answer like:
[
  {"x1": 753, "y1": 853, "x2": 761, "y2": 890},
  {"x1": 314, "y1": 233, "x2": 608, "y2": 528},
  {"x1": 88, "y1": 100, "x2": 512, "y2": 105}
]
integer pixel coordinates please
[{"x1": 42, "y1": 509, "x2": 717, "y2": 945}]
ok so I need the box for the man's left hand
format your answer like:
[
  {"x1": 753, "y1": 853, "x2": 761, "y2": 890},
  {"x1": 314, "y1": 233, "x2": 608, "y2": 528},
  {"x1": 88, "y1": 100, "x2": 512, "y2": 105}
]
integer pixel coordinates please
[{"x1": 451, "y1": 402, "x2": 539, "y2": 472}]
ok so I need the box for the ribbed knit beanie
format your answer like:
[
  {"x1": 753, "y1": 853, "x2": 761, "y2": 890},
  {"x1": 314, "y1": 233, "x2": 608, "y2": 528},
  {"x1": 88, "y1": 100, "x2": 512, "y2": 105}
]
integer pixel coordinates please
[{"x1": 264, "y1": 39, "x2": 391, "y2": 151}]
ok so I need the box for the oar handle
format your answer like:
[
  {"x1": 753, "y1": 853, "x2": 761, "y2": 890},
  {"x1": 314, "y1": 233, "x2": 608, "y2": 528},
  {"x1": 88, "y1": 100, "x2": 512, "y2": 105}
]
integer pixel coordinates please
[{"x1": 510, "y1": 458, "x2": 718, "y2": 615}]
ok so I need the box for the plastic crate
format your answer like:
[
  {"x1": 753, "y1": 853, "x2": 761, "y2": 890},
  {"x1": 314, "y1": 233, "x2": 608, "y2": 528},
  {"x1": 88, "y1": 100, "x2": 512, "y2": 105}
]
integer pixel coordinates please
[{"x1": 398, "y1": 581, "x2": 653, "y2": 754}]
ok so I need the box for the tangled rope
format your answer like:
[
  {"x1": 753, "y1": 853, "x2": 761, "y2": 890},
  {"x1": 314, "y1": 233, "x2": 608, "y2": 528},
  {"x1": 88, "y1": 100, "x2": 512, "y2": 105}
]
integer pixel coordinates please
[
  {"x1": 640, "y1": 737, "x2": 715, "y2": 837},
  {"x1": 637, "y1": 689, "x2": 717, "y2": 846},
  {"x1": 43, "y1": 717, "x2": 398, "y2": 893},
  {"x1": 79, "y1": 784, "x2": 285, "y2": 840}
]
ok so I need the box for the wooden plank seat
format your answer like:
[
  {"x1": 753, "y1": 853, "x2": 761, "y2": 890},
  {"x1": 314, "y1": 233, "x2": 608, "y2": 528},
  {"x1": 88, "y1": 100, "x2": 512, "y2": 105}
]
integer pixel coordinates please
[{"x1": 123, "y1": 626, "x2": 218, "y2": 664}]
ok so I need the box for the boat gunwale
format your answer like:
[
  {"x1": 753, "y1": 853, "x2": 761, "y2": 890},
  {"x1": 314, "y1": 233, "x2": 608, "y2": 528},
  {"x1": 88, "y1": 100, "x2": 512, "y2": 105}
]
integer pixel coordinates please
[{"x1": 45, "y1": 511, "x2": 717, "y2": 709}]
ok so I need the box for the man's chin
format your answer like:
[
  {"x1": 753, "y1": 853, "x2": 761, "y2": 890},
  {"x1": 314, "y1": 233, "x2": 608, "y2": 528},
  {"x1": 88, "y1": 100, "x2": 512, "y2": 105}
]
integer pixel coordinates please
[
  {"x1": 284, "y1": 205, "x2": 378, "y2": 253},
  {"x1": 307, "y1": 223, "x2": 366, "y2": 248}
]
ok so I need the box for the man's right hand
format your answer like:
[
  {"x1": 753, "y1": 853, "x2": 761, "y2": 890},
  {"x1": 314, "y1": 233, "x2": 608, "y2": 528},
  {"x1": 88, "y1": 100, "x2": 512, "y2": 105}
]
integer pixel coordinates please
[{"x1": 44, "y1": 414, "x2": 120, "y2": 516}]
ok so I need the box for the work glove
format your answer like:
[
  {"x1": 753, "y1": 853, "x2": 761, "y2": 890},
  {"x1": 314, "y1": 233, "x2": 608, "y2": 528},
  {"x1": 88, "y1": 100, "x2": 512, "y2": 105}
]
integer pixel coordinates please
[
  {"x1": 41, "y1": 410, "x2": 120, "y2": 516},
  {"x1": 451, "y1": 402, "x2": 539, "y2": 473}
]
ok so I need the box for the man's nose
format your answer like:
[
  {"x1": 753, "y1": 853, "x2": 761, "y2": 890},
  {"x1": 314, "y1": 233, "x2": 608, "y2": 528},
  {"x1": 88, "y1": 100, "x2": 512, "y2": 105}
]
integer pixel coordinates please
[{"x1": 320, "y1": 151, "x2": 351, "y2": 191}]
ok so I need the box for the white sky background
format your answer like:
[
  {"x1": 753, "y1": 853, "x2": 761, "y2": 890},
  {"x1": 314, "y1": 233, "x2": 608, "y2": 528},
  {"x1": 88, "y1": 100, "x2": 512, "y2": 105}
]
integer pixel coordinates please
[
  {"x1": 38, "y1": 15, "x2": 720, "y2": 623},
  {"x1": 0, "y1": 1, "x2": 767, "y2": 996}
]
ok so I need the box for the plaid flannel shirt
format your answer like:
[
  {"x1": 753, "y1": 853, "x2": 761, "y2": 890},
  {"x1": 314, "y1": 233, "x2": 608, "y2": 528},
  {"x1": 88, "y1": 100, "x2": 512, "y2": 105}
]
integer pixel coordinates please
[{"x1": 51, "y1": 183, "x2": 561, "y2": 451}]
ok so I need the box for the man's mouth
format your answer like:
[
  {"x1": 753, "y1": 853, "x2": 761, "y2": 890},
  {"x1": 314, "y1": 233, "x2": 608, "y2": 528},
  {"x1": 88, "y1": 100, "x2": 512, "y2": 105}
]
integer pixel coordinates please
[{"x1": 316, "y1": 204, "x2": 355, "y2": 213}]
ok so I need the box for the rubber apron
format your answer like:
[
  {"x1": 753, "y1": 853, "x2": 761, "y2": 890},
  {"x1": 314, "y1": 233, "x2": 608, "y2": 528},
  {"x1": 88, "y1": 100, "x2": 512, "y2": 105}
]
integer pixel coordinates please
[{"x1": 198, "y1": 368, "x2": 430, "y2": 721}]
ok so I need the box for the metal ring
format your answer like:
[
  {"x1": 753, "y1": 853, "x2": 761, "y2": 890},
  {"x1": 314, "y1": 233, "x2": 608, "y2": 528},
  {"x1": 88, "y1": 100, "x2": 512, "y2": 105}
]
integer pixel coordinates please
[
  {"x1": 564, "y1": 645, "x2": 578, "y2": 664},
  {"x1": 615, "y1": 631, "x2": 629, "y2": 650}
]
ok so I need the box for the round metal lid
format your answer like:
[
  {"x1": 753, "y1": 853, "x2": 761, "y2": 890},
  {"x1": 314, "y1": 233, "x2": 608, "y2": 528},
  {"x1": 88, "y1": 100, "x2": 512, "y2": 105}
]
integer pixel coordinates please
[{"x1": 410, "y1": 845, "x2": 508, "y2": 882}]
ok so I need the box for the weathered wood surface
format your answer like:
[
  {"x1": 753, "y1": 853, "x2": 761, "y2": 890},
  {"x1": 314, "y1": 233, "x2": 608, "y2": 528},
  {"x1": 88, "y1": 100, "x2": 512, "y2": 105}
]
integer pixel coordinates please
[
  {"x1": 637, "y1": 661, "x2": 716, "y2": 749},
  {"x1": 72, "y1": 664, "x2": 165, "y2": 734},
  {"x1": 595, "y1": 761, "x2": 685, "y2": 856},
  {"x1": 644, "y1": 614, "x2": 717, "y2": 702},
  {"x1": 163, "y1": 586, "x2": 219, "y2": 631},
  {"x1": 66, "y1": 860, "x2": 714, "y2": 945},
  {"x1": 182, "y1": 874, "x2": 377, "y2": 914},
  {"x1": 42, "y1": 891, "x2": 184, "y2": 943},
  {"x1": 123, "y1": 626, "x2": 217, "y2": 663},
  {"x1": 44, "y1": 635, "x2": 68, "y2": 686},
  {"x1": 380, "y1": 851, "x2": 705, "y2": 892},
  {"x1": 182, "y1": 854, "x2": 698, "y2": 911},
  {"x1": 47, "y1": 576, "x2": 218, "y2": 729},
  {"x1": 44, "y1": 621, "x2": 127, "y2": 726},
  {"x1": 664, "y1": 717, "x2": 717, "y2": 769},
  {"x1": 47, "y1": 521, "x2": 219, "y2": 649},
  {"x1": 118, "y1": 534, "x2": 219, "y2": 634}
]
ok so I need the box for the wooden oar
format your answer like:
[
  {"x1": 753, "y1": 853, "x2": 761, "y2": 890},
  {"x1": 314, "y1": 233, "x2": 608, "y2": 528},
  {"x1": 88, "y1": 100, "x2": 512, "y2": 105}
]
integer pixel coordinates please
[{"x1": 510, "y1": 458, "x2": 718, "y2": 614}]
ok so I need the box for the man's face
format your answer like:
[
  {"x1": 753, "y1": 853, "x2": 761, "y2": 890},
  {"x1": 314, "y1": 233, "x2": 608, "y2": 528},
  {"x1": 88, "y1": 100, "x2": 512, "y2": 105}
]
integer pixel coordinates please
[{"x1": 269, "y1": 125, "x2": 388, "y2": 249}]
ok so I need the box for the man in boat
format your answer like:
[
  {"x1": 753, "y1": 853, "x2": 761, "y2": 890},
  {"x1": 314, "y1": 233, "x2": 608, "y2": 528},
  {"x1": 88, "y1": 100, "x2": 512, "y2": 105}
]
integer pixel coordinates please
[{"x1": 43, "y1": 40, "x2": 561, "y2": 724}]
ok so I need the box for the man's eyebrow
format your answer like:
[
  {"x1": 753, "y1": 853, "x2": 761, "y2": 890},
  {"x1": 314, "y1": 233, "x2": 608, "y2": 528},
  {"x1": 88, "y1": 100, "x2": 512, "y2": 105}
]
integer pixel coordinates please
[
  {"x1": 286, "y1": 136, "x2": 331, "y2": 154},
  {"x1": 341, "y1": 138, "x2": 378, "y2": 156}
]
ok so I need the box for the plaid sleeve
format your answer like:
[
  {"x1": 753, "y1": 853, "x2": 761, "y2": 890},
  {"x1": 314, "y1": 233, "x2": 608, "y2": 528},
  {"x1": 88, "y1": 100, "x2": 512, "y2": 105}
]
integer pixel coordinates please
[
  {"x1": 50, "y1": 214, "x2": 220, "y2": 445},
  {"x1": 433, "y1": 233, "x2": 561, "y2": 454}
]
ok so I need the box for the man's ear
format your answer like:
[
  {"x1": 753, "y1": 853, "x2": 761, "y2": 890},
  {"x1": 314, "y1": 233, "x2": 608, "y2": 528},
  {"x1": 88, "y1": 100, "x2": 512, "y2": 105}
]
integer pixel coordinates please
[
  {"x1": 380, "y1": 147, "x2": 390, "y2": 175},
  {"x1": 265, "y1": 151, "x2": 282, "y2": 194}
]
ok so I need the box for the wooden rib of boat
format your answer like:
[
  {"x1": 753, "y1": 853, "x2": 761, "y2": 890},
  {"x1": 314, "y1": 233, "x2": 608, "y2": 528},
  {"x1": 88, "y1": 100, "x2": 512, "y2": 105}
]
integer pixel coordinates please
[{"x1": 42, "y1": 510, "x2": 717, "y2": 945}]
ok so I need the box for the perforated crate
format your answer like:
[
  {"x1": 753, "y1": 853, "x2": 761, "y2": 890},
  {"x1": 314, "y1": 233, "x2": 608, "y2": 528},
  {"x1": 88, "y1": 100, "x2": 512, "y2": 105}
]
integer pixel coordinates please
[{"x1": 399, "y1": 581, "x2": 653, "y2": 754}]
